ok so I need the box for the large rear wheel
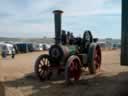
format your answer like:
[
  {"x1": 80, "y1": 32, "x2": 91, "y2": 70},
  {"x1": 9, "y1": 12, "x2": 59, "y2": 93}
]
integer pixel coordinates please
[
  {"x1": 34, "y1": 54, "x2": 52, "y2": 81},
  {"x1": 88, "y1": 43, "x2": 102, "y2": 74}
]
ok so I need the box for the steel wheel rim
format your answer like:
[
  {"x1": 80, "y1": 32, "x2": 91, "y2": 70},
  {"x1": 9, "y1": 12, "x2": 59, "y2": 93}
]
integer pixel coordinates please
[{"x1": 94, "y1": 46, "x2": 101, "y2": 69}]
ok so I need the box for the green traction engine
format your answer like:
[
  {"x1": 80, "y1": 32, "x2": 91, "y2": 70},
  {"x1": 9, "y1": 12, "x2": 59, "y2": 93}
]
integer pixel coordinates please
[{"x1": 34, "y1": 10, "x2": 102, "y2": 83}]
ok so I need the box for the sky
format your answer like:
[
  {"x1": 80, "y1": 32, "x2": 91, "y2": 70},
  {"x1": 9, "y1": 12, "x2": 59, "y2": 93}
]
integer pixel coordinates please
[{"x1": 0, "y1": 0, "x2": 121, "y2": 38}]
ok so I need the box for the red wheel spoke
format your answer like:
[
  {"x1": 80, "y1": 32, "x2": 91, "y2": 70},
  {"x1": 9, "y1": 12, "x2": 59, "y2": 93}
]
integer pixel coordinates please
[
  {"x1": 74, "y1": 62, "x2": 78, "y2": 70},
  {"x1": 70, "y1": 62, "x2": 74, "y2": 70}
]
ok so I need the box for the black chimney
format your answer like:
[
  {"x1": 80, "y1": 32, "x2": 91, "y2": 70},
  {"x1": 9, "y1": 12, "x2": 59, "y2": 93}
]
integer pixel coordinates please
[{"x1": 53, "y1": 10, "x2": 63, "y2": 45}]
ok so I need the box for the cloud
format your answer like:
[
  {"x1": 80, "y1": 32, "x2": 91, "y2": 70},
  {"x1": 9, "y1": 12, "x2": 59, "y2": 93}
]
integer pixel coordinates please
[
  {"x1": 0, "y1": 23, "x2": 54, "y2": 37},
  {"x1": 0, "y1": 0, "x2": 121, "y2": 22},
  {"x1": 63, "y1": 0, "x2": 121, "y2": 16},
  {"x1": 0, "y1": 0, "x2": 121, "y2": 38}
]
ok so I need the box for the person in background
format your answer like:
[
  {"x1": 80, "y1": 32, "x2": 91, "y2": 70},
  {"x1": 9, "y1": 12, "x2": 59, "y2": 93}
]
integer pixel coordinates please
[
  {"x1": 1, "y1": 45, "x2": 6, "y2": 58},
  {"x1": 11, "y1": 48, "x2": 15, "y2": 59}
]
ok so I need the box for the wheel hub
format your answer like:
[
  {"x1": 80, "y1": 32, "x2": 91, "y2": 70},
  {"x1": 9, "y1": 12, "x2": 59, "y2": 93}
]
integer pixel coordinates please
[
  {"x1": 41, "y1": 65, "x2": 48, "y2": 70},
  {"x1": 69, "y1": 59, "x2": 81, "y2": 80}
]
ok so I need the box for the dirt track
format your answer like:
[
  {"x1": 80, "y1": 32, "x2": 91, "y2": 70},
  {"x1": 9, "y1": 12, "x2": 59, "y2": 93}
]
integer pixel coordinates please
[{"x1": 1, "y1": 50, "x2": 128, "y2": 96}]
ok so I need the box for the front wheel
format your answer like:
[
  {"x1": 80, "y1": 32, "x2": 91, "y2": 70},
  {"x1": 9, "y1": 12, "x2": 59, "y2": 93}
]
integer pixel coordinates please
[
  {"x1": 65, "y1": 55, "x2": 81, "y2": 83},
  {"x1": 34, "y1": 54, "x2": 52, "y2": 81}
]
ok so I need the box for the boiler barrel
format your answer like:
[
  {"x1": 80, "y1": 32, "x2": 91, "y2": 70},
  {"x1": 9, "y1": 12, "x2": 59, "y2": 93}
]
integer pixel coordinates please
[{"x1": 49, "y1": 45, "x2": 78, "y2": 63}]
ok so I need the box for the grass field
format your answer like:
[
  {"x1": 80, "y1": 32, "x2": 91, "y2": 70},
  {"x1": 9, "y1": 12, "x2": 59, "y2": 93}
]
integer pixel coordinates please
[{"x1": 0, "y1": 49, "x2": 128, "y2": 96}]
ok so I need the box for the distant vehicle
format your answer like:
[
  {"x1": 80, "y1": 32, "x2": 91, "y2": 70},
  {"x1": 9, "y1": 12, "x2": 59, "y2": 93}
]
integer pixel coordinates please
[
  {"x1": 33, "y1": 43, "x2": 51, "y2": 51},
  {"x1": 45, "y1": 44, "x2": 51, "y2": 50},
  {"x1": 0, "y1": 43, "x2": 15, "y2": 55},
  {"x1": 33, "y1": 43, "x2": 44, "y2": 51},
  {"x1": 42, "y1": 44, "x2": 50, "y2": 50},
  {"x1": 15, "y1": 43, "x2": 34, "y2": 53}
]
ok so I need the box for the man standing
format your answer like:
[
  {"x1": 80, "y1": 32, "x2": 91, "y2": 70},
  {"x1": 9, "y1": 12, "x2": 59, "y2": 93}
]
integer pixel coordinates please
[{"x1": 11, "y1": 48, "x2": 15, "y2": 59}]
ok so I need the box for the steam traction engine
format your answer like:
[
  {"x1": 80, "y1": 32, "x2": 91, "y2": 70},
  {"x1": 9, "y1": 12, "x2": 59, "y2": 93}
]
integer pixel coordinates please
[{"x1": 34, "y1": 10, "x2": 102, "y2": 83}]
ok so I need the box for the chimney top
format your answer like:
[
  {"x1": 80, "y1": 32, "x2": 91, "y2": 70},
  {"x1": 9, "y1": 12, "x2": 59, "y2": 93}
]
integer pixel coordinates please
[{"x1": 53, "y1": 10, "x2": 63, "y2": 14}]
